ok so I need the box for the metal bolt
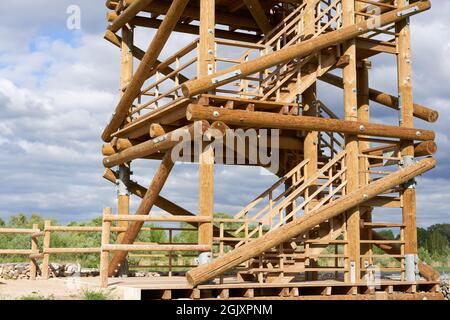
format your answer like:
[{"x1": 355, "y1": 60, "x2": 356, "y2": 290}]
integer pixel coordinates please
[
  {"x1": 363, "y1": 194, "x2": 368, "y2": 200},
  {"x1": 416, "y1": 131, "x2": 421, "y2": 137},
  {"x1": 213, "y1": 111, "x2": 220, "y2": 118},
  {"x1": 359, "y1": 125, "x2": 366, "y2": 132}
]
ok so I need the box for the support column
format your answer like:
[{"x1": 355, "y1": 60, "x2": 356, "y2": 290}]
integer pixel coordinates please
[
  {"x1": 357, "y1": 59, "x2": 372, "y2": 268},
  {"x1": 116, "y1": 25, "x2": 134, "y2": 276},
  {"x1": 396, "y1": 0, "x2": 418, "y2": 282},
  {"x1": 342, "y1": 0, "x2": 360, "y2": 283},
  {"x1": 303, "y1": 0, "x2": 319, "y2": 281},
  {"x1": 197, "y1": 0, "x2": 215, "y2": 263}
]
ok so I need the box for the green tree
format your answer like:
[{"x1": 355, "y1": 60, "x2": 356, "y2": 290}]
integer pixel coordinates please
[
  {"x1": 377, "y1": 229, "x2": 395, "y2": 240},
  {"x1": 425, "y1": 230, "x2": 448, "y2": 256},
  {"x1": 417, "y1": 227, "x2": 428, "y2": 247}
]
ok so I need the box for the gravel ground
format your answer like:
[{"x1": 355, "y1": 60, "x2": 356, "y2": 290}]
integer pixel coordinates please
[{"x1": 0, "y1": 278, "x2": 118, "y2": 300}]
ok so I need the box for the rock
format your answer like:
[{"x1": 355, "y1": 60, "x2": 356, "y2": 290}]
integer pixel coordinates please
[{"x1": 440, "y1": 279, "x2": 450, "y2": 300}]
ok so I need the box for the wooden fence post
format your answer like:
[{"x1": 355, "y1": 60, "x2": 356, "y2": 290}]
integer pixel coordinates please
[
  {"x1": 100, "y1": 207, "x2": 112, "y2": 288},
  {"x1": 42, "y1": 220, "x2": 52, "y2": 279},
  {"x1": 30, "y1": 223, "x2": 39, "y2": 280}
]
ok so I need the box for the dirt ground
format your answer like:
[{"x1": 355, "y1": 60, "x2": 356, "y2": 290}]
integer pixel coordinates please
[{"x1": 0, "y1": 278, "x2": 121, "y2": 300}]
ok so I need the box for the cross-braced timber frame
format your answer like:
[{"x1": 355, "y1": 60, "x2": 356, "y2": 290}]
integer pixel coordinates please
[{"x1": 99, "y1": 0, "x2": 443, "y2": 300}]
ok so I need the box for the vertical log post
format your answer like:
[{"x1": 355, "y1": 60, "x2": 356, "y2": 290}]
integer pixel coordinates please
[
  {"x1": 342, "y1": 0, "x2": 361, "y2": 283},
  {"x1": 100, "y1": 207, "x2": 112, "y2": 288},
  {"x1": 357, "y1": 59, "x2": 373, "y2": 267},
  {"x1": 303, "y1": 0, "x2": 320, "y2": 281},
  {"x1": 116, "y1": 24, "x2": 134, "y2": 276},
  {"x1": 397, "y1": 0, "x2": 418, "y2": 282},
  {"x1": 30, "y1": 223, "x2": 39, "y2": 280},
  {"x1": 42, "y1": 220, "x2": 52, "y2": 280},
  {"x1": 197, "y1": 0, "x2": 215, "y2": 259}
]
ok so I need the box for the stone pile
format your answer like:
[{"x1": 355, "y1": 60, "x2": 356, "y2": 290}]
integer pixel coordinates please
[
  {"x1": 0, "y1": 263, "x2": 32, "y2": 280},
  {"x1": 441, "y1": 279, "x2": 450, "y2": 300},
  {"x1": 0, "y1": 262, "x2": 100, "y2": 280}
]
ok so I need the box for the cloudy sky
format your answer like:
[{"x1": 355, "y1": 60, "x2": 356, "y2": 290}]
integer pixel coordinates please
[{"x1": 0, "y1": 1, "x2": 449, "y2": 227}]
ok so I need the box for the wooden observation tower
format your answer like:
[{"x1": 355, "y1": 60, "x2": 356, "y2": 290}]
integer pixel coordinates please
[{"x1": 100, "y1": 0, "x2": 441, "y2": 299}]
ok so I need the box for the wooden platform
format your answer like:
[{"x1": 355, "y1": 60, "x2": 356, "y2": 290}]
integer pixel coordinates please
[{"x1": 72, "y1": 276, "x2": 443, "y2": 300}]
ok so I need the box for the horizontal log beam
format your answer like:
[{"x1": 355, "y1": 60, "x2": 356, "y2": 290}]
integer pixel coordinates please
[
  {"x1": 44, "y1": 248, "x2": 101, "y2": 254},
  {"x1": 181, "y1": 1, "x2": 431, "y2": 97},
  {"x1": 186, "y1": 157, "x2": 435, "y2": 286},
  {"x1": 102, "y1": 0, "x2": 191, "y2": 142},
  {"x1": 104, "y1": 214, "x2": 212, "y2": 223},
  {"x1": 320, "y1": 73, "x2": 439, "y2": 123},
  {"x1": 0, "y1": 228, "x2": 38, "y2": 234},
  {"x1": 186, "y1": 105, "x2": 435, "y2": 141},
  {"x1": 103, "y1": 244, "x2": 211, "y2": 252},
  {"x1": 362, "y1": 141, "x2": 437, "y2": 158},
  {"x1": 103, "y1": 121, "x2": 209, "y2": 168}
]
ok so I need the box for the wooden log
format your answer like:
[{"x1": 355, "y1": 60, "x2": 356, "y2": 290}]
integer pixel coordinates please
[
  {"x1": 103, "y1": 121, "x2": 209, "y2": 167},
  {"x1": 103, "y1": 244, "x2": 211, "y2": 252},
  {"x1": 104, "y1": 214, "x2": 212, "y2": 223},
  {"x1": 108, "y1": 0, "x2": 155, "y2": 33},
  {"x1": 102, "y1": 143, "x2": 116, "y2": 156},
  {"x1": 186, "y1": 105, "x2": 435, "y2": 141},
  {"x1": 0, "y1": 228, "x2": 37, "y2": 234},
  {"x1": 186, "y1": 157, "x2": 435, "y2": 286},
  {"x1": 106, "y1": 0, "x2": 119, "y2": 10},
  {"x1": 30, "y1": 223, "x2": 39, "y2": 280},
  {"x1": 149, "y1": 123, "x2": 169, "y2": 138},
  {"x1": 0, "y1": 249, "x2": 33, "y2": 255},
  {"x1": 116, "y1": 138, "x2": 134, "y2": 151},
  {"x1": 108, "y1": 151, "x2": 175, "y2": 276},
  {"x1": 342, "y1": 0, "x2": 361, "y2": 283},
  {"x1": 44, "y1": 248, "x2": 101, "y2": 254},
  {"x1": 320, "y1": 73, "x2": 439, "y2": 123},
  {"x1": 42, "y1": 220, "x2": 52, "y2": 279},
  {"x1": 242, "y1": 0, "x2": 272, "y2": 34},
  {"x1": 180, "y1": 1, "x2": 431, "y2": 97},
  {"x1": 102, "y1": 0, "x2": 191, "y2": 142},
  {"x1": 362, "y1": 141, "x2": 437, "y2": 157},
  {"x1": 100, "y1": 207, "x2": 112, "y2": 288}
]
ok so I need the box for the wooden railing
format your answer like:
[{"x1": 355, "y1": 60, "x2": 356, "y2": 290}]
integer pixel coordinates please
[
  {"x1": 317, "y1": 100, "x2": 345, "y2": 157},
  {"x1": 0, "y1": 224, "x2": 41, "y2": 280},
  {"x1": 0, "y1": 214, "x2": 206, "y2": 281},
  {"x1": 213, "y1": 151, "x2": 347, "y2": 251},
  {"x1": 100, "y1": 209, "x2": 212, "y2": 287}
]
